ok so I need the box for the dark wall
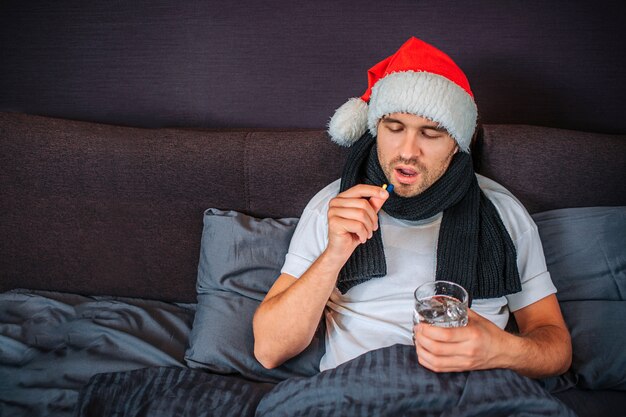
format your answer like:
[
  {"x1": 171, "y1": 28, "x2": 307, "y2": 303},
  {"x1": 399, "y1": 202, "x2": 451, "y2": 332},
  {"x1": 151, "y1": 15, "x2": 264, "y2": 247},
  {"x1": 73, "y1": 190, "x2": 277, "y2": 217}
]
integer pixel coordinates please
[{"x1": 1, "y1": 0, "x2": 625, "y2": 133}]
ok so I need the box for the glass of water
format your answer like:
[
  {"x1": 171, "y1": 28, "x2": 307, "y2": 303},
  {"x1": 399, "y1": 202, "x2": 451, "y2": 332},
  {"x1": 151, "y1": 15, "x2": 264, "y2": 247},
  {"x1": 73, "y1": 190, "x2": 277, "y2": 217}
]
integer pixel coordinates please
[{"x1": 413, "y1": 281, "x2": 469, "y2": 328}]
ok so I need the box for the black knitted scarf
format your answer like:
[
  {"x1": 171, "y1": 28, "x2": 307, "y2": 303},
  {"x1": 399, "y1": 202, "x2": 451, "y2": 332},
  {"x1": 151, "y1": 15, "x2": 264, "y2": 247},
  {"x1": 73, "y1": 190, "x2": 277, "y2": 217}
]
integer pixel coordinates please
[{"x1": 337, "y1": 133, "x2": 521, "y2": 302}]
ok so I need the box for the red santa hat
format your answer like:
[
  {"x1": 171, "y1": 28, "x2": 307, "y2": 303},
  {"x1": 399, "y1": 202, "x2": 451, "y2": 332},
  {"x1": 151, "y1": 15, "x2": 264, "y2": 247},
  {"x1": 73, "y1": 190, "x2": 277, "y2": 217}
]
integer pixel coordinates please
[{"x1": 328, "y1": 37, "x2": 478, "y2": 153}]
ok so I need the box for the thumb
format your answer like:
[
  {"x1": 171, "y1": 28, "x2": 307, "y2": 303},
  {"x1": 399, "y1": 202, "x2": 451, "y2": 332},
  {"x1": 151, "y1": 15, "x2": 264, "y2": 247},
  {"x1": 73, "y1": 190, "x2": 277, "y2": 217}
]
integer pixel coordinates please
[{"x1": 467, "y1": 308, "x2": 484, "y2": 323}]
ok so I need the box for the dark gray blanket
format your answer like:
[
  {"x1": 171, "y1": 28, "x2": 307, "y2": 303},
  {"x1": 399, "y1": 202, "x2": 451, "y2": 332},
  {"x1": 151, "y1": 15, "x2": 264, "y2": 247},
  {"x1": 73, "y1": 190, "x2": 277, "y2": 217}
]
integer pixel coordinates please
[
  {"x1": 76, "y1": 367, "x2": 274, "y2": 417},
  {"x1": 77, "y1": 344, "x2": 576, "y2": 417}
]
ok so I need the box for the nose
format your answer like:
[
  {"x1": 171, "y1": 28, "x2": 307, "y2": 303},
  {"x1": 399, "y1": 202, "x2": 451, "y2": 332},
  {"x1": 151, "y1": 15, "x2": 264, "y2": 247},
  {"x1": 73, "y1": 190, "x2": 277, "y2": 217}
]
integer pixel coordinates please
[{"x1": 398, "y1": 130, "x2": 421, "y2": 160}]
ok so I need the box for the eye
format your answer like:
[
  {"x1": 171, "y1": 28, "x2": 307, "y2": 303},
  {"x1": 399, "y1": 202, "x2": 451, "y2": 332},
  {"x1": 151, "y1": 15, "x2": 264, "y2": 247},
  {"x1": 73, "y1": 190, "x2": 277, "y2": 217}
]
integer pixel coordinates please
[
  {"x1": 386, "y1": 124, "x2": 404, "y2": 133},
  {"x1": 421, "y1": 129, "x2": 443, "y2": 139}
]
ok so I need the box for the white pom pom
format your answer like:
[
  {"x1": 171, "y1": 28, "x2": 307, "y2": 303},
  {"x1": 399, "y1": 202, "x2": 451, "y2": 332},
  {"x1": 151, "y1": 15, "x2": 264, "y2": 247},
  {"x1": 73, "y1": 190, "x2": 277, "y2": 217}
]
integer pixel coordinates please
[{"x1": 327, "y1": 97, "x2": 368, "y2": 146}]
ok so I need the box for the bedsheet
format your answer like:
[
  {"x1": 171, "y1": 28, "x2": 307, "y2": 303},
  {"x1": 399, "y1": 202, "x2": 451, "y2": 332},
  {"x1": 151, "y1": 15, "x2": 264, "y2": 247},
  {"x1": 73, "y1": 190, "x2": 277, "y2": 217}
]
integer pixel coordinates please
[{"x1": 0, "y1": 289, "x2": 195, "y2": 417}]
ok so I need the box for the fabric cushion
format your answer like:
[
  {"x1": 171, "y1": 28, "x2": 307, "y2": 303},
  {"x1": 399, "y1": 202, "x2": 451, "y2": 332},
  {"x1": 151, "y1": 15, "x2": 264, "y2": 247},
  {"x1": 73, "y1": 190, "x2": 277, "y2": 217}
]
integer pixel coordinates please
[
  {"x1": 558, "y1": 301, "x2": 626, "y2": 390},
  {"x1": 532, "y1": 206, "x2": 626, "y2": 391},
  {"x1": 533, "y1": 206, "x2": 626, "y2": 302},
  {"x1": 185, "y1": 208, "x2": 325, "y2": 383}
]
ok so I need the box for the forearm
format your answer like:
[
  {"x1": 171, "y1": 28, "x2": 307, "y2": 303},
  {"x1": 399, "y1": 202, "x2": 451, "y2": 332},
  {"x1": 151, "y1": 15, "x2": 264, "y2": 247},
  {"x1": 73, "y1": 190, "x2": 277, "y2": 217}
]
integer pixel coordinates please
[
  {"x1": 253, "y1": 184, "x2": 388, "y2": 369},
  {"x1": 253, "y1": 250, "x2": 343, "y2": 369},
  {"x1": 500, "y1": 324, "x2": 572, "y2": 378}
]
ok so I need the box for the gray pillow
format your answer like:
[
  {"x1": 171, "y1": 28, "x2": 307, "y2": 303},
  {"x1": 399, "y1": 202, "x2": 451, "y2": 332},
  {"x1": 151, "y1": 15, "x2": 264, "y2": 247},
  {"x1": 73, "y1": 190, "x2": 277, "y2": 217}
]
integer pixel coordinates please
[
  {"x1": 532, "y1": 206, "x2": 626, "y2": 391},
  {"x1": 558, "y1": 300, "x2": 626, "y2": 390},
  {"x1": 185, "y1": 208, "x2": 325, "y2": 383},
  {"x1": 533, "y1": 206, "x2": 626, "y2": 302}
]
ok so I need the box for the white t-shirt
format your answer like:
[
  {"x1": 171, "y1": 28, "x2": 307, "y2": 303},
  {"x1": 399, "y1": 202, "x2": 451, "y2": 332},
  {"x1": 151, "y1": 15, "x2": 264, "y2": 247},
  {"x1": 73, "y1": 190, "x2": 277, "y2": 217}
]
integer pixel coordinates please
[{"x1": 281, "y1": 175, "x2": 556, "y2": 372}]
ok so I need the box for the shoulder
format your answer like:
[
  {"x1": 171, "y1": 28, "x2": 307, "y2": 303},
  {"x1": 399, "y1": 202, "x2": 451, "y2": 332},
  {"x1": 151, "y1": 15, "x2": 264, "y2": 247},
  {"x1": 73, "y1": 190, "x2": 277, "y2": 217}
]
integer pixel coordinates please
[
  {"x1": 282, "y1": 180, "x2": 340, "y2": 276},
  {"x1": 477, "y1": 174, "x2": 536, "y2": 240},
  {"x1": 477, "y1": 174, "x2": 556, "y2": 310}
]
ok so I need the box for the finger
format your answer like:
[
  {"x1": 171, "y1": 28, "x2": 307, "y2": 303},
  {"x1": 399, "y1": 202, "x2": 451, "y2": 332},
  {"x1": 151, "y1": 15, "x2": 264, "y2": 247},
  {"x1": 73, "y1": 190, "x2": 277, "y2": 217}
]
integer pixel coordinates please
[
  {"x1": 337, "y1": 184, "x2": 389, "y2": 201},
  {"x1": 415, "y1": 345, "x2": 449, "y2": 372},
  {"x1": 417, "y1": 323, "x2": 467, "y2": 343},
  {"x1": 415, "y1": 331, "x2": 463, "y2": 358},
  {"x1": 467, "y1": 308, "x2": 482, "y2": 321},
  {"x1": 368, "y1": 193, "x2": 389, "y2": 213},
  {"x1": 329, "y1": 216, "x2": 372, "y2": 244},
  {"x1": 417, "y1": 351, "x2": 465, "y2": 373},
  {"x1": 416, "y1": 345, "x2": 440, "y2": 370},
  {"x1": 416, "y1": 339, "x2": 469, "y2": 373},
  {"x1": 328, "y1": 206, "x2": 376, "y2": 237},
  {"x1": 329, "y1": 197, "x2": 379, "y2": 229}
]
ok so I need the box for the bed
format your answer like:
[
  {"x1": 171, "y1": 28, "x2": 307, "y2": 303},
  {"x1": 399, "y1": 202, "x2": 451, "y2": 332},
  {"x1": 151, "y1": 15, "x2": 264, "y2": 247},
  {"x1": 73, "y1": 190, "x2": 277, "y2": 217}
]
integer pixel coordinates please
[{"x1": 1, "y1": 1, "x2": 625, "y2": 416}]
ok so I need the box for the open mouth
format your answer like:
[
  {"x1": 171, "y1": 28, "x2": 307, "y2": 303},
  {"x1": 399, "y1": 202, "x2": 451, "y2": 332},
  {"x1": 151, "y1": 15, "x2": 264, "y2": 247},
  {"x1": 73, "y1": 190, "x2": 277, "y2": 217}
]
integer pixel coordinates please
[
  {"x1": 394, "y1": 166, "x2": 419, "y2": 185},
  {"x1": 397, "y1": 167, "x2": 417, "y2": 176}
]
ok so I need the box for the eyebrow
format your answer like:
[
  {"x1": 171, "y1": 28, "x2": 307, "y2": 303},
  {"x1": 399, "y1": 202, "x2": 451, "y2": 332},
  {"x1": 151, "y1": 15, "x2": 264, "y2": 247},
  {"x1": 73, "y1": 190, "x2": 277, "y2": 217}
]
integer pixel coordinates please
[{"x1": 381, "y1": 117, "x2": 447, "y2": 132}]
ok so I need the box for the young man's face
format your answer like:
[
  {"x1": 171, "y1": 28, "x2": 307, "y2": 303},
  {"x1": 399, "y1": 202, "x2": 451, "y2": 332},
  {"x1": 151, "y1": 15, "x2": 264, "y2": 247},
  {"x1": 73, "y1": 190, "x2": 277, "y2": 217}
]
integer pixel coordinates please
[{"x1": 376, "y1": 112, "x2": 459, "y2": 198}]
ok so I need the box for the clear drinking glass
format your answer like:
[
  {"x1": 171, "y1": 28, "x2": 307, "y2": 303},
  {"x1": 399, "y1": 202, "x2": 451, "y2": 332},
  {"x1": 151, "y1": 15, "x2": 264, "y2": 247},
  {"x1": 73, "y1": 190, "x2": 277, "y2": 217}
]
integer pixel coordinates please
[{"x1": 413, "y1": 280, "x2": 469, "y2": 328}]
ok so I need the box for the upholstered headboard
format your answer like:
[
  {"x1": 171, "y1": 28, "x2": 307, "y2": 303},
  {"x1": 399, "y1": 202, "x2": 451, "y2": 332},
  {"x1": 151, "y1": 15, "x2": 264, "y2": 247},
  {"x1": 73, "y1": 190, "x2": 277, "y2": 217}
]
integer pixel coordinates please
[{"x1": 1, "y1": 113, "x2": 625, "y2": 302}]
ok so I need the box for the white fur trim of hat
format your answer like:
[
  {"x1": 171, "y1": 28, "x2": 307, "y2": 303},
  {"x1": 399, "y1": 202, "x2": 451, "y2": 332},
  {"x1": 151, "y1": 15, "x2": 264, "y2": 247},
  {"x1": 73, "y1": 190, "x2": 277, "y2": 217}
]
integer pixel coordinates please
[{"x1": 328, "y1": 37, "x2": 478, "y2": 153}]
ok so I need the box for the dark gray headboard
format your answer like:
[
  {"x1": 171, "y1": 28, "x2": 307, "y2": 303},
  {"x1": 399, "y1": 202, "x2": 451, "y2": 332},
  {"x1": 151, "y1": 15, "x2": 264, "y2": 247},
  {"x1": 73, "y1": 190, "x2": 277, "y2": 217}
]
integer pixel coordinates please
[
  {"x1": 1, "y1": 0, "x2": 625, "y2": 133},
  {"x1": 1, "y1": 113, "x2": 624, "y2": 301}
]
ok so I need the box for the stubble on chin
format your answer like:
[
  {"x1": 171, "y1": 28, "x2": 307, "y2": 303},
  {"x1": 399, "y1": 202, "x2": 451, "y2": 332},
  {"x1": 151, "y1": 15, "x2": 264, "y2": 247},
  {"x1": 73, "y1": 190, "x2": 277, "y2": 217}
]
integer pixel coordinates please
[{"x1": 382, "y1": 150, "x2": 456, "y2": 198}]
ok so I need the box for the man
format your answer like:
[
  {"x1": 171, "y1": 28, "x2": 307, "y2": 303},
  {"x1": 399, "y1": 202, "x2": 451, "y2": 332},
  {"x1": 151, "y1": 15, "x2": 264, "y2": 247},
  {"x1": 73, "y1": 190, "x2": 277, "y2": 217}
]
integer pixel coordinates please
[{"x1": 253, "y1": 37, "x2": 571, "y2": 378}]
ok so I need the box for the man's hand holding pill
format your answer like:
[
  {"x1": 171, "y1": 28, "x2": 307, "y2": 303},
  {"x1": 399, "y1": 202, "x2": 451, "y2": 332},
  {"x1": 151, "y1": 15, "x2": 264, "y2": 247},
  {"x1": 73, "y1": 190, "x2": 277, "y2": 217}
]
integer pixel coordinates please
[{"x1": 326, "y1": 184, "x2": 392, "y2": 264}]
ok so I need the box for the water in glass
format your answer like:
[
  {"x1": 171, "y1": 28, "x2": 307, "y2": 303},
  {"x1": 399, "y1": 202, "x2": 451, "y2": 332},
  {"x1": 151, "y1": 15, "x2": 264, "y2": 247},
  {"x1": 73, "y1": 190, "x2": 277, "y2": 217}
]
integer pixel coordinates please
[{"x1": 414, "y1": 294, "x2": 468, "y2": 328}]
